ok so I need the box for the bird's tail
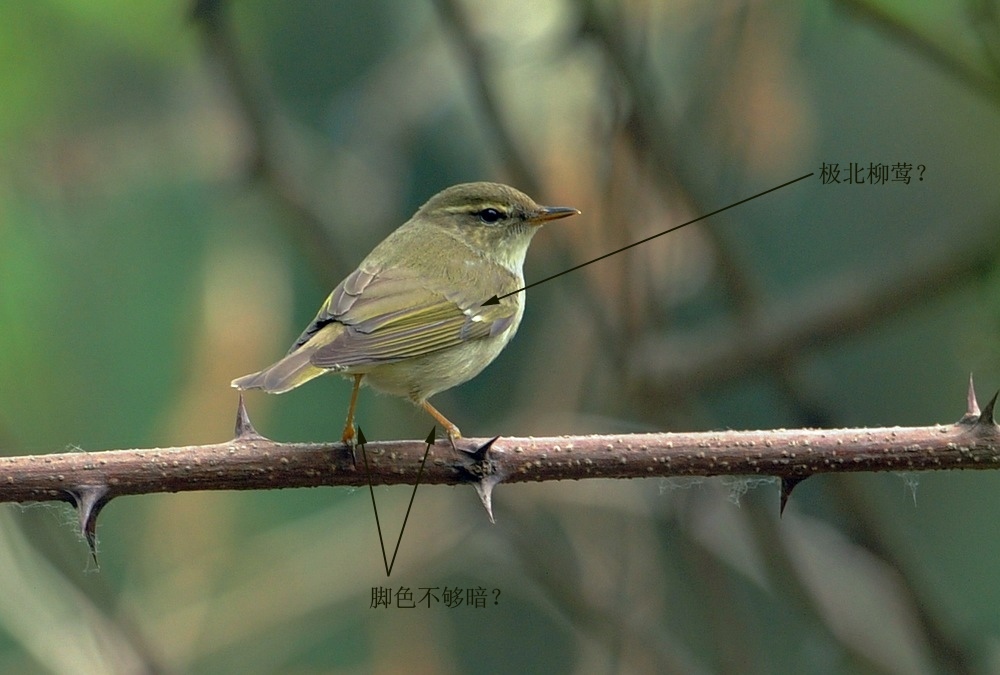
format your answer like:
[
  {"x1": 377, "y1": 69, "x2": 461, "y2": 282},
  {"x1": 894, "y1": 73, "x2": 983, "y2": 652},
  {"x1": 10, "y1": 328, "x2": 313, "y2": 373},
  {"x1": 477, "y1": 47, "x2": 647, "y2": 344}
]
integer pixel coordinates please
[{"x1": 231, "y1": 347, "x2": 326, "y2": 394}]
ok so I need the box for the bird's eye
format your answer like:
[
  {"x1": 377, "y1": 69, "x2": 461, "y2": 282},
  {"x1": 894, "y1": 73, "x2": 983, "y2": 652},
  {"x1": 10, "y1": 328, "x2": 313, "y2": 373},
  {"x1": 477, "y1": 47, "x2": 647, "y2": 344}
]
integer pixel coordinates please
[{"x1": 476, "y1": 208, "x2": 505, "y2": 224}]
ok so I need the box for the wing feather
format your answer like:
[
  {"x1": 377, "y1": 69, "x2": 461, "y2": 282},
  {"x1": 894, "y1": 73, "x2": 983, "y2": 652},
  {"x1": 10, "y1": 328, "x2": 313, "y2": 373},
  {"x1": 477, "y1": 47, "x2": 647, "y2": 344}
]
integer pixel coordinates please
[{"x1": 294, "y1": 261, "x2": 520, "y2": 370}]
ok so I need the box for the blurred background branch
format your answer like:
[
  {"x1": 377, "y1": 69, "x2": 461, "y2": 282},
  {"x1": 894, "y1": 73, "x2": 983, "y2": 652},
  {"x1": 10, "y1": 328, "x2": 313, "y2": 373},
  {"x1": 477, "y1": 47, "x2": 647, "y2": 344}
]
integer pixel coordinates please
[
  {"x1": 431, "y1": 0, "x2": 541, "y2": 194},
  {"x1": 634, "y1": 211, "x2": 1000, "y2": 393},
  {"x1": 834, "y1": 0, "x2": 1000, "y2": 104},
  {"x1": 191, "y1": 0, "x2": 350, "y2": 283}
]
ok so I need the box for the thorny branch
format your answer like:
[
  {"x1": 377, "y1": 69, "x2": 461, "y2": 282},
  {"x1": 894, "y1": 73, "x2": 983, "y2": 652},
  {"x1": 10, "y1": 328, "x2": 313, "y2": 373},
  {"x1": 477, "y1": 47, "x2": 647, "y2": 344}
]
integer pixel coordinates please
[{"x1": 3, "y1": 382, "x2": 999, "y2": 556}]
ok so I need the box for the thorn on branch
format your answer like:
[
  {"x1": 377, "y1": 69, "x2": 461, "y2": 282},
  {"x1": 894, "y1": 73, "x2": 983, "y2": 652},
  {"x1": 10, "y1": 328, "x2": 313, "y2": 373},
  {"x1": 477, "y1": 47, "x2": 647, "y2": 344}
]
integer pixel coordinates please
[
  {"x1": 456, "y1": 436, "x2": 503, "y2": 523},
  {"x1": 234, "y1": 394, "x2": 266, "y2": 440},
  {"x1": 464, "y1": 435, "x2": 500, "y2": 464},
  {"x1": 979, "y1": 390, "x2": 999, "y2": 427},
  {"x1": 958, "y1": 377, "x2": 998, "y2": 432},
  {"x1": 64, "y1": 486, "x2": 110, "y2": 565},
  {"x1": 779, "y1": 476, "x2": 807, "y2": 516},
  {"x1": 960, "y1": 373, "x2": 981, "y2": 424},
  {"x1": 473, "y1": 476, "x2": 501, "y2": 525}
]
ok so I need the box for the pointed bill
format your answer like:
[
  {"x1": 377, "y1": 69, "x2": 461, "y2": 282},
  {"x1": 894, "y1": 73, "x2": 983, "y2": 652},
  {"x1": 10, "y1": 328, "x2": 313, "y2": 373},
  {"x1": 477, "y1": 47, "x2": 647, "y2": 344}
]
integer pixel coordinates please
[{"x1": 529, "y1": 205, "x2": 580, "y2": 225}]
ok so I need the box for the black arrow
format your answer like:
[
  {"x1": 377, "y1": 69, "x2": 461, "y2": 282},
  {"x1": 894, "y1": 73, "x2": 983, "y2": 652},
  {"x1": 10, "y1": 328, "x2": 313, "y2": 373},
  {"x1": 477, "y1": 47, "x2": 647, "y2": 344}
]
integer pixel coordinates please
[
  {"x1": 484, "y1": 172, "x2": 814, "y2": 305},
  {"x1": 359, "y1": 426, "x2": 435, "y2": 577}
]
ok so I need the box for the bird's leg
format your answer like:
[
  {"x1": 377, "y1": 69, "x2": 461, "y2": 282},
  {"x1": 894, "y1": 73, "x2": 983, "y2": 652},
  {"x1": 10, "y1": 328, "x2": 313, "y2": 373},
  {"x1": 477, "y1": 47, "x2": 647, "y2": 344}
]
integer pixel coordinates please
[
  {"x1": 420, "y1": 400, "x2": 461, "y2": 450},
  {"x1": 341, "y1": 374, "x2": 364, "y2": 465}
]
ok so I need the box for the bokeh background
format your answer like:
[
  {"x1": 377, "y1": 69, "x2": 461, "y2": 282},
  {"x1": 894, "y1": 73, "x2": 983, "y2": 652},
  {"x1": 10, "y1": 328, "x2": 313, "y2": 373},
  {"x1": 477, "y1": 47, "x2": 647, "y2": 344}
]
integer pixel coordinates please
[{"x1": 1, "y1": 0, "x2": 999, "y2": 672}]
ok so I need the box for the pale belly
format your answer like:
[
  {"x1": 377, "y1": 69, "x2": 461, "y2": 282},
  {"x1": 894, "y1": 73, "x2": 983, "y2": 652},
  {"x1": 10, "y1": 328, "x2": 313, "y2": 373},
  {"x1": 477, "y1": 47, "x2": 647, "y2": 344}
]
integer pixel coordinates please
[{"x1": 358, "y1": 317, "x2": 520, "y2": 402}]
